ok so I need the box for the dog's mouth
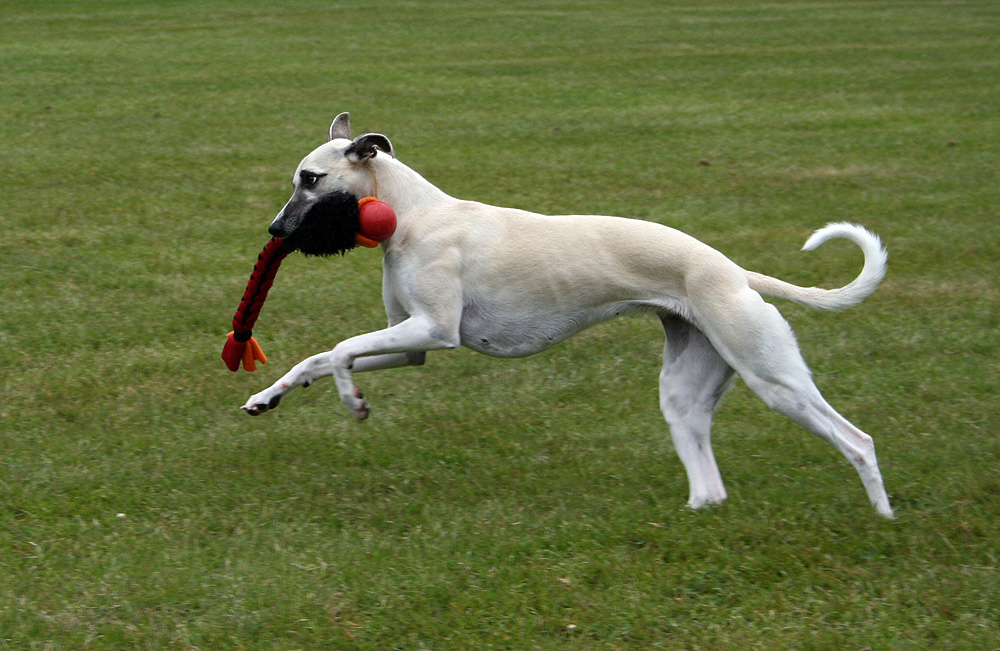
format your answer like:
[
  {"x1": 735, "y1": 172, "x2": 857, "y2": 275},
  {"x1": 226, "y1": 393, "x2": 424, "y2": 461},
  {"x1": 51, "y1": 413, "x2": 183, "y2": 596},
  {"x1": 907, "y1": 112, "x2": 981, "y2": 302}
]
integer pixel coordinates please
[{"x1": 278, "y1": 191, "x2": 361, "y2": 257}]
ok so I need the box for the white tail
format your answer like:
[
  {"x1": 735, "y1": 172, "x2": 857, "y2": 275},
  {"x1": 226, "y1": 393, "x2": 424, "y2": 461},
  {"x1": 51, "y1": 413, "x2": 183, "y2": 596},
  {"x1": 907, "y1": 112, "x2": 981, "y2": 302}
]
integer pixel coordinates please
[{"x1": 746, "y1": 223, "x2": 888, "y2": 311}]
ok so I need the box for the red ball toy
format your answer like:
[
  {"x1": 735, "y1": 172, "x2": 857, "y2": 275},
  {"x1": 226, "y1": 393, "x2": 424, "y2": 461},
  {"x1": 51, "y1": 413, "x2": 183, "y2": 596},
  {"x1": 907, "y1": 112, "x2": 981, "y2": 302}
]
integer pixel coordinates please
[{"x1": 356, "y1": 197, "x2": 397, "y2": 247}]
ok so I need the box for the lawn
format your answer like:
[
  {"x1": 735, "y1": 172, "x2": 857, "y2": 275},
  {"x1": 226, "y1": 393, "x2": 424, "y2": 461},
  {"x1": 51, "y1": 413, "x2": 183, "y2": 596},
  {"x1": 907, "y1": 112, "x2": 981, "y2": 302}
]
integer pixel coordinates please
[{"x1": 1, "y1": 1, "x2": 998, "y2": 649}]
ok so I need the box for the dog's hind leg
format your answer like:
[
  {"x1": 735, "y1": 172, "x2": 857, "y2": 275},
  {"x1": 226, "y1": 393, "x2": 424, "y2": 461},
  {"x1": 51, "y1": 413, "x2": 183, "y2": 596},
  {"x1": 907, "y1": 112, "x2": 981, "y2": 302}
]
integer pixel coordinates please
[
  {"x1": 693, "y1": 287, "x2": 893, "y2": 517},
  {"x1": 659, "y1": 315, "x2": 736, "y2": 510},
  {"x1": 744, "y1": 372, "x2": 894, "y2": 517}
]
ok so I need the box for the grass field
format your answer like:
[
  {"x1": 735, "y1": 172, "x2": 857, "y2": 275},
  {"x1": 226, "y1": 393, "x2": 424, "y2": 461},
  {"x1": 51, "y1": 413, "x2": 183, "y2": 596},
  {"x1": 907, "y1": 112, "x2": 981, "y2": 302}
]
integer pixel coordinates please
[{"x1": 2, "y1": 1, "x2": 998, "y2": 648}]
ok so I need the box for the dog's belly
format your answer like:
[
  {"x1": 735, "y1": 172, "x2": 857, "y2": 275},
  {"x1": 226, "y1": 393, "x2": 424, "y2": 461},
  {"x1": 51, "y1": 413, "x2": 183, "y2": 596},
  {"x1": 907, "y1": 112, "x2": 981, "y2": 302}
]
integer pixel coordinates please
[
  {"x1": 458, "y1": 296, "x2": 677, "y2": 358},
  {"x1": 459, "y1": 302, "x2": 600, "y2": 357}
]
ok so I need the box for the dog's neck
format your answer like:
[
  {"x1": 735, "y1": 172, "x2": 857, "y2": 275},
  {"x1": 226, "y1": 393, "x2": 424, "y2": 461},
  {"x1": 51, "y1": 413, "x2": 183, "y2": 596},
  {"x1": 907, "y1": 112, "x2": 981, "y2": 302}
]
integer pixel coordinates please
[{"x1": 369, "y1": 155, "x2": 451, "y2": 216}]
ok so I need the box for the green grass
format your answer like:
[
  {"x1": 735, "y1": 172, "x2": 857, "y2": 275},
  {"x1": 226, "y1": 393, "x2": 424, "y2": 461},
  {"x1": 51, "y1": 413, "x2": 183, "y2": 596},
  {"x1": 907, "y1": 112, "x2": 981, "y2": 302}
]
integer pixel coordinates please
[{"x1": 2, "y1": 0, "x2": 998, "y2": 648}]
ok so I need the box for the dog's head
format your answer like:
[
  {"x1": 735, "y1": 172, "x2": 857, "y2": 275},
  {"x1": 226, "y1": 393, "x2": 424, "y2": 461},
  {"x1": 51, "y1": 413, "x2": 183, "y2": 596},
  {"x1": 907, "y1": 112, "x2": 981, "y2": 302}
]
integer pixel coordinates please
[{"x1": 268, "y1": 113, "x2": 394, "y2": 257}]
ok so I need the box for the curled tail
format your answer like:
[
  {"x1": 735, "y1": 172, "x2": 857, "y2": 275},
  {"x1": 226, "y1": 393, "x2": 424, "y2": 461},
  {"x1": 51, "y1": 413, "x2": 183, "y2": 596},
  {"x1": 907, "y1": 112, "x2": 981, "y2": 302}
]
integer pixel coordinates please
[{"x1": 746, "y1": 222, "x2": 888, "y2": 311}]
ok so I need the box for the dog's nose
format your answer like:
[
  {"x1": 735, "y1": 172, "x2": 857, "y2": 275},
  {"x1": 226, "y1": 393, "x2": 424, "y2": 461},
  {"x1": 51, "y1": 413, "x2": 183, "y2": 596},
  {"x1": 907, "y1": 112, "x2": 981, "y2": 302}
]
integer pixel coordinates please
[
  {"x1": 268, "y1": 210, "x2": 289, "y2": 237},
  {"x1": 269, "y1": 202, "x2": 291, "y2": 237}
]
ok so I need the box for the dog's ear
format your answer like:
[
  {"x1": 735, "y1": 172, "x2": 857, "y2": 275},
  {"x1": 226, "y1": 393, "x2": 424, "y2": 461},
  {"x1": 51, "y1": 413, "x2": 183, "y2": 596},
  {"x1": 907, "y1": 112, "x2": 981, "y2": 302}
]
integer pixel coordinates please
[
  {"x1": 344, "y1": 133, "x2": 395, "y2": 162},
  {"x1": 329, "y1": 112, "x2": 352, "y2": 141}
]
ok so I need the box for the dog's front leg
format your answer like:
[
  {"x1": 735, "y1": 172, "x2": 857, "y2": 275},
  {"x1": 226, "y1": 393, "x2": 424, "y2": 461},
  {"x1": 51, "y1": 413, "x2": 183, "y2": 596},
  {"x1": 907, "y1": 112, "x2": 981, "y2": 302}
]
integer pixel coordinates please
[
  {"x1": 241, "y1": 315, "x2": 456, "y2": 419},
  {"x1": 351, "y1": 351, "x2": 426, "y2": 372},
  {"x1": 241, "y1": 353, "x2": 337, "y2": 417}
]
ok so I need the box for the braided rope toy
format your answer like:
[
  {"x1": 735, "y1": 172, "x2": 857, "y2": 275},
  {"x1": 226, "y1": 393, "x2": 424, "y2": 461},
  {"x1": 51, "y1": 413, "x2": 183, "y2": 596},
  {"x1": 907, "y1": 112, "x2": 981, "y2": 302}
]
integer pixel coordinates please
[{"x1": 221, "y1": 197, "x2": 396, "y2": 372}]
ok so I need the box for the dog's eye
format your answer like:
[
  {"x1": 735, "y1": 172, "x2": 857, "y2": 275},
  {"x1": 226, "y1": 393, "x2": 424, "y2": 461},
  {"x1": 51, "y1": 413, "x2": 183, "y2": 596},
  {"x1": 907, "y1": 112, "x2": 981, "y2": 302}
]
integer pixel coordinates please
[{"x1": 299, "y1": 171, "x2": 324, "y2": 189}]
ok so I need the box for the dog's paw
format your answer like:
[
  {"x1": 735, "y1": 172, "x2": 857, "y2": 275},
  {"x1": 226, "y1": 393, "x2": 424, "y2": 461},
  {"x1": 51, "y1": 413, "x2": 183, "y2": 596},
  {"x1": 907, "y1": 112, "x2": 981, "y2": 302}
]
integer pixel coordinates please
[
  {"x1": 353, "y1": 401, "x2": 371, "y2": 420},
  {"x1": 344, "y1": 386, "x2": 370, "y2": 421},
  {"x1": 241, "y1": 393, "x2": 281, "y2": 416}
]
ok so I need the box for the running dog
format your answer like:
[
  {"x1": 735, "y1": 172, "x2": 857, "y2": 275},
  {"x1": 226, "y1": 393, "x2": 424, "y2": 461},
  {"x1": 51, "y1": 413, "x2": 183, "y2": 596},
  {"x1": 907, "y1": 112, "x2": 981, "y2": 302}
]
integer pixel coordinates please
[{"x1": 241, "y1": 112, "x2": 893, "y2": 517}]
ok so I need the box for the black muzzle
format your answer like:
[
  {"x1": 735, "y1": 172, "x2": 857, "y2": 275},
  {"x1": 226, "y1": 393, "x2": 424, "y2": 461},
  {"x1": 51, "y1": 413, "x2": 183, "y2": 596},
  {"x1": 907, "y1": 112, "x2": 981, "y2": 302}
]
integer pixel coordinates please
[{"x1": 279, "y1": 191, "x2": 361, "y2": 257}]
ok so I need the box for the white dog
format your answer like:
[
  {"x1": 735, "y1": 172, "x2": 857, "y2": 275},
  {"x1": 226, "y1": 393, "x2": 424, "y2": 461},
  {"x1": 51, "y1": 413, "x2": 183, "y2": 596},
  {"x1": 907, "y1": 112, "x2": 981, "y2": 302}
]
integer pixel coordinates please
[{"x1": 241, "y1": 113, "x2": 893, "y2": 517}]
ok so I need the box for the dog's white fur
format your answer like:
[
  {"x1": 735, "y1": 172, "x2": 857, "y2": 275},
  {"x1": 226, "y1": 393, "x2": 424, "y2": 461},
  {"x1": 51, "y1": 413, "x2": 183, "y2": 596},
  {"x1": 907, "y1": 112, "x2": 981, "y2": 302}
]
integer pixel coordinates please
[{"x1": 242, "y1": 113, "x2": 893, "y2": 518}]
